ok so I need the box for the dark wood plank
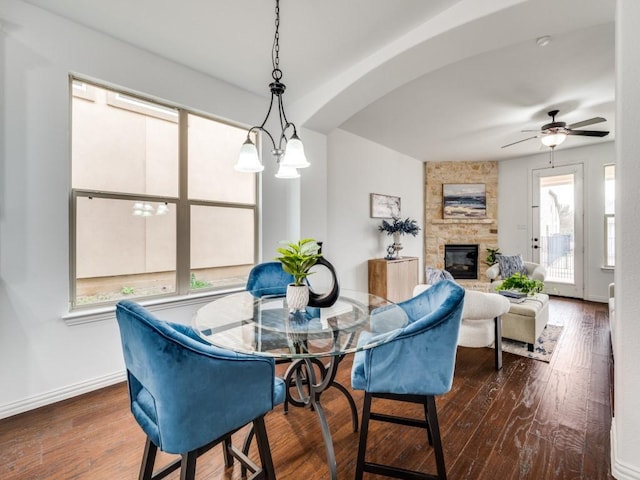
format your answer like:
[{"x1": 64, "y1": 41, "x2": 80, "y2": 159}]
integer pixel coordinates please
[{"x1": 0, "y1": 297, "x2": 614, "y2": 480}]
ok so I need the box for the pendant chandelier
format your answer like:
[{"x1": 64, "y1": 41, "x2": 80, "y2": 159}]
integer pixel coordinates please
[{"x1": 234, "y1": 0, "x2": 309, "y2": 179}]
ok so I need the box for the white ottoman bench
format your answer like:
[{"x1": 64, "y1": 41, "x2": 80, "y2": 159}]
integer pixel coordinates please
[{"x1": 501, "y1": 293, "x2": 550, "y2": 351}]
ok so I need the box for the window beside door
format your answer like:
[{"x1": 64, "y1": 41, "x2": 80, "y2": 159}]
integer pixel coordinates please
[
  {"x1": 604, "y1": 164, "x2": 615, "y2": 268},
  {"x1": 70, "y1": 78, "x2": 259, "y2": 308}
]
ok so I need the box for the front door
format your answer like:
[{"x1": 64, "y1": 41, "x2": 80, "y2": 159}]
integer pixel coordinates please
[{"x1": 531, "y1": 164, "x2": 584, "y2": 298}]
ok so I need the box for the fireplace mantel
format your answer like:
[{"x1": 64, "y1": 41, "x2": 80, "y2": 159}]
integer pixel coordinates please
[{"x1": 431, "y1": 219, "x2": 494, "y2": 225}]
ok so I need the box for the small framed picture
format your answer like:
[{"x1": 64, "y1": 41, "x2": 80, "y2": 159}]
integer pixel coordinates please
[
  {"x1": 443, "y1": 183, "x2": 486, "y2": 219},
  {"x1": 370, "y1": 193, "x2": 401, "y2": 218}
]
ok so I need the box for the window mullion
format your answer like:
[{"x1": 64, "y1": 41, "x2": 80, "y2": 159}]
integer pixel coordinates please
[{"x1": 176, "y1": 109, "x2": 191, "y2": 295}]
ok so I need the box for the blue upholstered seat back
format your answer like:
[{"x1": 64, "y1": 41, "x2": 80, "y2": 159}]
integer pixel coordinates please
[
  {"x1": 351, "y1": 280, "x2": 465, "y2": 396},
  {"x1": 246, "y1": 262, "x2": 294, "y2": 297},
  {"x1": 115, "y1": 300, "x2": 284, "y2": 454}
]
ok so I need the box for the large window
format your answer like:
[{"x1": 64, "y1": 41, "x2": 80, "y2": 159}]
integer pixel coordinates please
[
  {"x1": 604, "y1": 164, "x2": 615, "y2": 268},
  {"x1": 70, "y1": 78, "x2": 258, "y2": 308}
]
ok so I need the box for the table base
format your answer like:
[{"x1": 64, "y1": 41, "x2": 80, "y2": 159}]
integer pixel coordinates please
[{"x1": 242, "y1": 355, "x2": 358, "y2": 480}]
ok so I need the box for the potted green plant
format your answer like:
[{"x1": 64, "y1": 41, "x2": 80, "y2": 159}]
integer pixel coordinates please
[
  {"x1": 275, "y1": 238, "x2": 322, "y2": 310},
  {"x1": 484, "y1": 247, "x2": 501, "y2": 266},
  {"x1": 497, "y1": 272, "x2": 544, "y2": 296},
  {"x1": 378, "y1": 217, "x2": 421, "y2": 258}
]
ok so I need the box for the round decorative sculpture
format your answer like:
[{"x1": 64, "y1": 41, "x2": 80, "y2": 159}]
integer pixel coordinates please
[{"x1": 307, "y1": 246, "x2": 340, "y2": 308}]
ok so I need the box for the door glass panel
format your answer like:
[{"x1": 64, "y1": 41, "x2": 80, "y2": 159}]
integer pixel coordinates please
[{"x1": 538, "y1": 173, "x2": 575, "y2": 284}]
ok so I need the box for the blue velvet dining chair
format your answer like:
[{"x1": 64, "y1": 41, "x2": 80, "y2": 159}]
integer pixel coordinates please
[
  {"x1": 351, "y1": 280, "x2": 465, "y2": 480},
  {"x1": 246, "y1": 262, "x2": 295, "y2": 358},
  {"x1": 115, "y1": 300, "x2": 285, "y2": 480},
  {"x1": 246, "y1": 261, "x2": 293, "y2": 298}
]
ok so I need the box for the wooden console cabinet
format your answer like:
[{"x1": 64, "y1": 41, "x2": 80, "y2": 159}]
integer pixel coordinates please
[{"x1": 368, "y1": 257, "x2": 419, "y2": 303}]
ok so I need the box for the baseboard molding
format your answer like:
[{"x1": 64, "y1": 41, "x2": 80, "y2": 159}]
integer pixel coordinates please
[
  {"x1": 585, "y1": 294, "x2": 608, "y2": 304},
  {"x1": 0, "y1": 371, "x2": 126, "y2": 420},
  {"x1": 611, "y1": 418, "x2": 640, "y2": 479}
]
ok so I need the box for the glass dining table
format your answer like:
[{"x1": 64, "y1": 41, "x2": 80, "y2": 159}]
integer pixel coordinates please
[{"x1": 193, "y1": 290, "x2": 407, "y2": 480}]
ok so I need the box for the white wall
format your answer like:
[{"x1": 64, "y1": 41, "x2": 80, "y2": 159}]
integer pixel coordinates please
[
  {"x1": 498, "y1": 142, "x2": 615, "y2": 302},
  {"x1": 0, "y1": 0, "x2": 327, "y2": 418},
  {"x1": 326, "y1": 129, "x2": 424, "y2": 292},
  {"x1": 612, "y1": 1, "x2": 640, "y2": 478}
]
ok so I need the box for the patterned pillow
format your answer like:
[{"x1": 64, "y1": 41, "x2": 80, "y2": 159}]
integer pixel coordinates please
[
  {"x1": 496, "y1": 254, "x2": 528, "y2": 279},
  {"x1": 426, "y1": 267, "x2": 455, "y2": 285}
]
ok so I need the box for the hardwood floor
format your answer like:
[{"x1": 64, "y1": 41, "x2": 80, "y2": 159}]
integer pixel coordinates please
[{"x1": 0, "y1": 297, "x2": 612, "y2": 479}]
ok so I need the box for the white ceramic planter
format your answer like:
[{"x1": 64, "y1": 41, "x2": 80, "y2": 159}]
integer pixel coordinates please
[{"x1": 286, "y1": 284, "x2": 309, "y2": 311}]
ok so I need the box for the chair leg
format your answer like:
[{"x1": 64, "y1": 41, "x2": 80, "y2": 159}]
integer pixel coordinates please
[
  {"x1": 139, "y1": 437, "x2": 157, "y2": 480},
  {"x1": 422, "y1": 398, "x2": 434, "y2": 447},
  {"x1": 179, "y1": 451, "x2": 197, "y2": 480},
  {"x1": 354, "y1": 392, "x2": 373, "y2": 480},
  {"x1": 253, "y1": 415, "x2": 276, "y2": 480},
  {"x1": 355, "y1": 392, "x2": 447, "y2": 480},
  {"x1": 425, "y1": 395, "x2": 446, "y2": 480},
  {"x1": 222, "y1": 435, "x2": 234, "y2": 468}
]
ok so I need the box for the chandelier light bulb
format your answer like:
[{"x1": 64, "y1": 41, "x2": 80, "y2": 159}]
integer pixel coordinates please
[
  {"x1": 275, "y1": 163, "x2": 300, "y2": 179},
  {"x1": 235, "y1": 139, "x2": 264, "y2": 172},
  {"x1": 281, "y1": 134, "x2": 309, "y2": 168}
]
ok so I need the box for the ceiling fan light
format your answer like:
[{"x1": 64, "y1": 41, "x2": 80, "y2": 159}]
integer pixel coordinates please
[
  {"x1": 235, "y1": 139, "x2": 264, "y2": 173},
  {"x1": 541, "y1": 132, "x2": 567, "y2": 147},
  {"x1": 536, "y1": 35, "x2": 552, "y2": 47}
]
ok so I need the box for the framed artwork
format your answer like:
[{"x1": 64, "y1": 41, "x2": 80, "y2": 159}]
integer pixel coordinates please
[
  {"x1": 370, "y1": 193, "x2": 401, "y2": 218},
  {"x1": 443, "y1": 183, "x2": 486, "y2": 219}
]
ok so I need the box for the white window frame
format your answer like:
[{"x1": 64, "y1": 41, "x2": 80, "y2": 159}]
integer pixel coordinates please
[{"x1": 67, "y1": 77, "x2": 260, "y2": 316}]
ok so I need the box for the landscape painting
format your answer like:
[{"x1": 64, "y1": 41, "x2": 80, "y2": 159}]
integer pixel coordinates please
[{"x1": 443, "y1": 183, "x2": 486, "y2": 219}]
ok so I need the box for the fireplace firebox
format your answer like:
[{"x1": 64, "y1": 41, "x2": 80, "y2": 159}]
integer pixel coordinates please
[{"x1": 444, "y1": 244, "x2": 479, "y2": 280}]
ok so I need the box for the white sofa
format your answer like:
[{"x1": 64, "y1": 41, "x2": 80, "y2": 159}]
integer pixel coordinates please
[
  {"x1": 413, "y1": 284, "x2": 511, "y2": 369},
  {"x1": 485, "y1": 261, "x2": 547, "y2": 286}
]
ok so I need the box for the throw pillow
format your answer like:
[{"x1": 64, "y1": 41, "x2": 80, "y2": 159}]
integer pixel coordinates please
[
  {"x1": 426, "y1": 267, "x2": 455, "y2": 285},
  {"x1": 496, "y1": 254, "x2": 528, "y2": 279}
]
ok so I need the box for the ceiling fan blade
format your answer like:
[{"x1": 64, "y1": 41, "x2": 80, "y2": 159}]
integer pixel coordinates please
[
  {"x1": 566, "y1": 129, "x2": 610, "y2": 137},
  {"x1": 567, "y1": 117, "x2": 606, "y2": 129},
  {"x1": 521, "y1": 129, "x2": 540, "y2": 132},
  {"x1": 501, "y1": 136, "x2": 537, "y2": 148}
]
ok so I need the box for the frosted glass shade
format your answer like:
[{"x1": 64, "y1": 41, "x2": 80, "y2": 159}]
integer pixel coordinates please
[
  {"x1": 280, "y1": 135, "x2": 309, "y2": 168},
  {"x1": 541, "y1": 132, "x2": 567, "y2": 147},
  {"x1": 275, "y1": 163, "x2": 300, "y2": 179},
  {"x1": 235, "y1": 139, "x2": 264, "y2": 172}
]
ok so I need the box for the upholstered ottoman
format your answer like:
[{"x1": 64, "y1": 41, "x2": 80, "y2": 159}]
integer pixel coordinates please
[{"x1": 501, "y1": 293, "x2": 549, "y2": 351}]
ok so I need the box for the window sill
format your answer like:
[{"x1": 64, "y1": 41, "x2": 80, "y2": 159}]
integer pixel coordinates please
[
  {"x1": 601, "y1": 266, "x2": 615, "y2": 272},
  {"x1": 62, "y1": 287, "x2": 244, "y2": 326}
]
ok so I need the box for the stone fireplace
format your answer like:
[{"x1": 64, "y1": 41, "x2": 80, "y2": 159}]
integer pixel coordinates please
[
  {"x1": 424, "y1": 161, "x2": 498, "y2": 288},
  {"x1": 444, "y1": 244, "x2": 479, "y2": 279}
]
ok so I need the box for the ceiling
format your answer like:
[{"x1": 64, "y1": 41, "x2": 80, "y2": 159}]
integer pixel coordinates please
[{"x1": 23, "y1": 0, "x2": 615, "y2": 162}]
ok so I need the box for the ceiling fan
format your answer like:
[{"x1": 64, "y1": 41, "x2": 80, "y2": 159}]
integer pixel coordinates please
[{"x1": 502, "y1": 109, "x2": 609, "y2": 148}]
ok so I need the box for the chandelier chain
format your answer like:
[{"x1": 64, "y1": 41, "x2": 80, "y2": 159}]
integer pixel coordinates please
[{"x1": 272, "y1": 0, "x2": 281, "y2": 80}]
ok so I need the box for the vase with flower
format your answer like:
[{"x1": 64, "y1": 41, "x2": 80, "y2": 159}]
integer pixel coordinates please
[{"x1": 378, "y1": 216, "x2": 421, "y2": 259}]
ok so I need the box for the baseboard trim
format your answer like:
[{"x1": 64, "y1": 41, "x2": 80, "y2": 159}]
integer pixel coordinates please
[
  {"x1": 0, "y1": 371, "x2": 126, "y2": 420},
  {"x1": 585, "y1": 294, "x2": 608, "y2": 303},
  {"x1": 611, "y1": 418, "x2": 640, "y2": 479}
]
